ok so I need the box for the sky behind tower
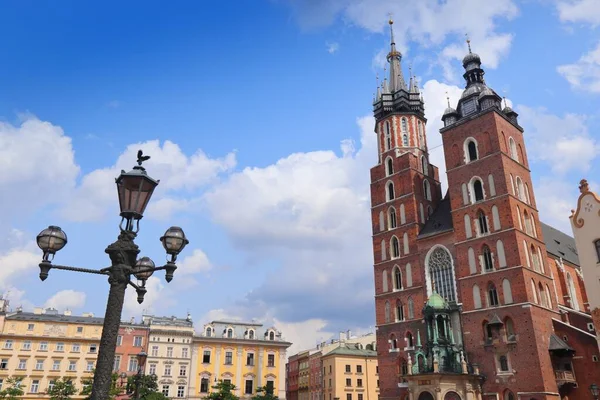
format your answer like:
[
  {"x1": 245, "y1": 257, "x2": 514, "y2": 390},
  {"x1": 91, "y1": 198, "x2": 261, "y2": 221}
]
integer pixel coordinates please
[{"x1": 0, "y1": 0, "x2": 599, "y2": 354}]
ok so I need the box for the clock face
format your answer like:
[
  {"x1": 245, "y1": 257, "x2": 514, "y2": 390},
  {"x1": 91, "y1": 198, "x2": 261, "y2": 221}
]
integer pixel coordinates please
[{"x1": 462, "y1": 99, "x2": 477, "y2": 116}]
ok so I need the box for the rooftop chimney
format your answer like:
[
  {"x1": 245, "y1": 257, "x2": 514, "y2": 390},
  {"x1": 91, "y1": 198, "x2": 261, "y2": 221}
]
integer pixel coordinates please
[
  {"x1": 347, "y1": 330, "x2": 351, "y2": 340},
  {"x1": 33, "y1": 307, "x2": 43, "y2": 315},
  {"x1": 64, "y1": 310, "x2": 72, "y2": 316}
]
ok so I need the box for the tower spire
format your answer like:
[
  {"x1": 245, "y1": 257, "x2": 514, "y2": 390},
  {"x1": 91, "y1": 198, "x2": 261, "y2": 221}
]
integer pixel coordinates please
[
  {"x1": 465, "y1": 33, "x2": 472, "y2": 54},
  {"x1": 446, "y1": 92, "x2": 451, "y2": 108},
  {"x1": 386, "y1": 16, "x2": 407, "y2": 92}
]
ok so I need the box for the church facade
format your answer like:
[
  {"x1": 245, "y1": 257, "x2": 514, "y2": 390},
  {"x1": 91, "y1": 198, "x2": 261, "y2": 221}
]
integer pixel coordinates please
[{"x1": 370, "y1": 20, "x2": 600, "y2": 400}]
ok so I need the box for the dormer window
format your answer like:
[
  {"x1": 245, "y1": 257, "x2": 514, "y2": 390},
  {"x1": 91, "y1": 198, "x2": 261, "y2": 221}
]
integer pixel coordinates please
[
  {"x1": 462, "y1": 99, "x2": 477, "y2": 116},
  {"x1": 269, "y1": 331, "x2": 275, "y2": 341},
  {"x1": 227, "y1": 328, "x2": 233, "y2": 338},
  {"x1": 205, "y1": 327, "x2": 212, "y2": 337},
  {"x1": 247, "y1": 330, "x2": 255, "y2": 340}
]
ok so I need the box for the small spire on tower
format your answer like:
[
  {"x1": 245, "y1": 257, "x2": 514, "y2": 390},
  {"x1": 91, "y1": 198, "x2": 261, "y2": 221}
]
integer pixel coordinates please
[
  {"x1": 446, "y1": 91, "x2": 451, "y2": 107},
  {"x1": 465, "y1": 33, "x2": 472, "y2": 54},
  {"x1": 503, "y1": 96, "x2": 507, "y2": 108}
]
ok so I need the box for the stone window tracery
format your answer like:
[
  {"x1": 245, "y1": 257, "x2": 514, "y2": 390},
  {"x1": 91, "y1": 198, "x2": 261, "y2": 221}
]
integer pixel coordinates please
[{"x1": 426, "y1": 246, "x2": 456, "y2": 302}]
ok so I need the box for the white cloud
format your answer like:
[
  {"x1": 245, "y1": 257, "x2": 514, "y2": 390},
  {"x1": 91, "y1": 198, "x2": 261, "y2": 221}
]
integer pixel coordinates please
[
  {"x1": 556, "y1": 0, "x2": 600, "y2": 26},
  {"x1": 326, "y1": 41, "x2": 340, "y2": 54},
  {"x1": 421, "y1": 79, "x2": 465, "y2": 191},
  {"x1": 59, "y1": 140, "x2": 236, "y2": 222},
  {"x1": 178, "y1": 249, "x2": 213, "y2": 275},
  {"x1": 517, "y1": 106, "x2": 598, "y2": 173},
  {"x1": 287, "y1": 0, "x2": 518, "y2": 77},
  {"x1": 272, "y1": 318, "x2": 335, "y2": 356},
  {"x1": 0, "y1": 116, "x2": 79, "y2": 233},
  {"x1": 0, "y1": 244, "x2": 39, "y2": 291},
  {"x1": 534, "y1": 177, "x2": 579, "y2": 233},
  {"x1": 44, "y1": 290, "x2": 86, "y2": 311},
  {"x1": 557, "y1": 41, "x2": 600, "y2": 93}
]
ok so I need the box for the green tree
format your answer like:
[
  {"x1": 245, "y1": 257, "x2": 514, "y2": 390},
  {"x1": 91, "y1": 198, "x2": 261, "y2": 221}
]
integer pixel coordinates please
[
  {"x1": 205, "y1": 380, "x2": 239, "y2": 400},
  {"x1": 47, "y1": 377, "x2": 77, "y2": 400},
  {"x1": 126, "y1": 374, "x2": 167, "y2": 400},
  {"x1": 252, "y1": 385, "x2": 278, "y2": 400},
  {"x1": 0, "y1": 377, "x2": 24, "y2": 400}
]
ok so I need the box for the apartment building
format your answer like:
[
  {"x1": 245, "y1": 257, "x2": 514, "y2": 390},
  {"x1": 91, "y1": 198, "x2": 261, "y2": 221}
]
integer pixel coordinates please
[{"x1": 190, "y1": 321, "x2": 291, "y2": 400}]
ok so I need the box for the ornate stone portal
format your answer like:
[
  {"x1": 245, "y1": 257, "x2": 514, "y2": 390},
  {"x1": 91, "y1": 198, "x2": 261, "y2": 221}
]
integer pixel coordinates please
[{"x1": 405, "y1": 293, "x2": 484, "y2": 400}]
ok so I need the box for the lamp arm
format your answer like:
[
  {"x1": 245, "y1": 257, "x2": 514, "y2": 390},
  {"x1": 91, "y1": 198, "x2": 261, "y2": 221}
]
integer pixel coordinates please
[{"x1": 39, "y1": 261, "x2": 110, "y2": 276}]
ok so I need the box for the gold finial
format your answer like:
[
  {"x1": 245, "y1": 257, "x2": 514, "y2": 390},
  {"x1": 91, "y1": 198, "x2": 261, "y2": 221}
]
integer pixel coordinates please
[
  {"x1": 579, "y1": 179, "x2": 589, "y2": 194},
  {"x1": 465, "y1": 33, "x2": 472, "y2": 53},
  {"x1": 446, "y1": 91, "x2": 450, "y2": 107},
  {"x1": 388, "y1": 12, "x2": 393, "y2": 25}
]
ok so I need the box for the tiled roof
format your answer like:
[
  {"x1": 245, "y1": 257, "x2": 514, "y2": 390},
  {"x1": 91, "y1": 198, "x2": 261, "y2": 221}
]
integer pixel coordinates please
[
  {"x1": 418, "y1": 195, "x2": 454, "y2": 238},
  {"x1": 540, "y1": 222, "x2": 580, "y2": 267},
  {"x1": 324, "y1": 346, "x2": 377, "y2": 358},
  {"x1": 6, "y1": 312, "x2": 104, "y2": 325},
  {"x1": 549, "y1": 333, "x2": 574, "y2": 352}
]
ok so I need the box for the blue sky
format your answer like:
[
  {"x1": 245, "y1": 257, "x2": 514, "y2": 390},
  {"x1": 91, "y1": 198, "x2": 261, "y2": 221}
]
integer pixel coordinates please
[{"x1": 0, "y1": 0, "x2": 599, "y2": 353}]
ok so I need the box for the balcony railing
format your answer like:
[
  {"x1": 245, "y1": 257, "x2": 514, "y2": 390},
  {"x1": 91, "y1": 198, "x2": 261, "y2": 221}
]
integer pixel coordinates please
[{"x1": 555, "y1": 370, "x2": 576, "y2": 386}]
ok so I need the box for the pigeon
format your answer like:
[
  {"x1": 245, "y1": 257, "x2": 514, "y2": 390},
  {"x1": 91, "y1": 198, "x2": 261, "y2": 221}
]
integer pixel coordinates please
[{"x1": 137, "y1": 149, "x2": 151, "y2": 165}]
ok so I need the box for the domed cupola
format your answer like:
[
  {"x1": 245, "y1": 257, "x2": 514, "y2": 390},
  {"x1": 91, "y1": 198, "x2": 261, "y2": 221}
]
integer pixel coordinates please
[
  {"x1": 442, "y1": 95, "x2": 459, "y2": 127},
  {"x1": 502, "y1": 103, "x2": 519, "y2": 125}
]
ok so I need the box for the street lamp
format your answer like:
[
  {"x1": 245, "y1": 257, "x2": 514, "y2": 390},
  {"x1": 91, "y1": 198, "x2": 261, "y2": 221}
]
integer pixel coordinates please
[
  {"x1": 36, "y1": 150, "x2": 189, "y2": 400},
  {"x1": 590, "y1": 384, "x2": 599, "y2": 400},
  {"x1": 131, "y1": 350, "x2": 148, "y2": 400}
]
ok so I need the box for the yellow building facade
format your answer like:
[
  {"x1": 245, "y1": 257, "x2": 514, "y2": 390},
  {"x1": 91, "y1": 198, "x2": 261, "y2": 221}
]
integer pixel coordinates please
[
  {"x1": 0, "y1": 307, "x2": 103, "y2": 399},
  {"x1": 321, "y1": 345, "x2": 379, "y2": 400},
  {"x1": 190, "y1": 321, "x2": 291, "y2": 400}
]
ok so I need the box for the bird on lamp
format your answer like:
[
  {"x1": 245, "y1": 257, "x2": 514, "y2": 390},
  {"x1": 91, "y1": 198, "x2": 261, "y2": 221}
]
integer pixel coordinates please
[{"x1": 137, "y1": 150, "x2": 151, "y2": 166}]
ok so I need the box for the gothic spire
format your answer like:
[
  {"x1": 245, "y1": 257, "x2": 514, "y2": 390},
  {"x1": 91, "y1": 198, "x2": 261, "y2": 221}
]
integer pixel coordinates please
[{"x1": 387, "y1": 17, "x2": 407, "y2": 92}]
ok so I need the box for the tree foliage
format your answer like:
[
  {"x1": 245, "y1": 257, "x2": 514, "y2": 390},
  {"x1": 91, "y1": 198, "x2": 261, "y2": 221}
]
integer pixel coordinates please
[
  {"x1": 204, "y1": 380, "x2": 239, "y2": 400},
  {"x1": 0, "y1": 377, "x2": 24, "y2": 400},
  {"x1": 47, "y1": 377, "x2": 77, "y2": 400},
  {"x1": 126, "y1": 374, "x2": 168, "y2": 400},
  {"x1": 252, "y1": 385, "x2": 278, "y2": 400}
]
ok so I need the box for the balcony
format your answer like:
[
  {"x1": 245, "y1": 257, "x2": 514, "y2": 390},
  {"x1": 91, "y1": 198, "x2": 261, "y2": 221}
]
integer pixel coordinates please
[{"x1": 555, "y1": 370, "x2": 577, "y2": 388}]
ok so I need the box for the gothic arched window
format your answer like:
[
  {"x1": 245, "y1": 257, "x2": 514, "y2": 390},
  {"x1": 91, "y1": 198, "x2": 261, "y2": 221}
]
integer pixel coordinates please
[
  {"x1": 407, "y1": 297, "x2": 414, "y2": 319},
  {"x1": 388, "y1": 207, "x2": 397, "y2": 229},
  {"x1": 406, "y1": 332, "x2": 414, "y2": 347},
  {"x1": 390, "y1": 334, "x2": 398, "y2": 349},
  {"x1": 473, "y1": 179, "x2": 484, "y2": 202},
  {"x1": 396, "y1": 300, "x2": 404, "y2": 321},
  {"x1": 478, "y1": 211, "x2": 489, "y2": 235},
  {"x1": 391, "y1": 237, "x2": 400, "y2": 259},
  {"x1": 424, "y1": 180, "x2": 432, "y2": 201},
  {"x1": 393, "y1": 266, "x2": 402, "y2": 290},
  {"x1": 488, "y1": 283, "x2": 499, "y2": 307},
  {"x1": 403, "y1": 134, "x2": 409, "y2": 147},
  {"x1": 499, "y1": 355, "x2": 509, "y2": 372},
  {"x1": 386, "y1": 157, "x2": 393, "y2": 176},
  {"x1": 387, "y1": 182, "x2": 395, "y2": 201},
  {"x1": 482, "y1": 245, "x2": 493, "y2": 271},
  {"x1": 509, "y1": 137, "x2": 519, "y2": 161},
  {"x1": 426, "y1": 246, "x2": 456, "y2": 302},
  {"x1": 384, "y1": 121, "x2": 392, "y2": 150},
  {"x1": 422, "y1": 156, "x2": 428, "y2": 175},
  {"x1": 466, "y1": 139, "x2": 478, "y2": 162}
]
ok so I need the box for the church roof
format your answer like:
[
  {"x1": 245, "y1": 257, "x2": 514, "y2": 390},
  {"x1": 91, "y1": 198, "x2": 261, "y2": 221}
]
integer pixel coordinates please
[
  {"x1": 549, "y1": 333, "x2": 574, "y2": 353},
  {"x1": 418, "y1": 196, "x2": 453, "y2": 238},
  {"x1": 425, "y1": 292, "x2": 448, "y2": 309},
  {"x1": 540, "y1": 222, "x2": 580, "y2": 266}
]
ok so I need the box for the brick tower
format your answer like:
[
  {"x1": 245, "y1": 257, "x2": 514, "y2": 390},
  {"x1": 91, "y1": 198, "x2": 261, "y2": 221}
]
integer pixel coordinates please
[
  {"x1": 441, "y1": 41, "x2": 559, "y2": 399},
  {"x1": 370, "y1": 18, "x2": 444, "y2": 400}
]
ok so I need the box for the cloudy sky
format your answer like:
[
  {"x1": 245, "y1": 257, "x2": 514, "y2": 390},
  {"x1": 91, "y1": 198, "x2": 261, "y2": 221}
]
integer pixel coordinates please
[{"x1": 0, "y1": 0, "x2": 599, "y2": 354}]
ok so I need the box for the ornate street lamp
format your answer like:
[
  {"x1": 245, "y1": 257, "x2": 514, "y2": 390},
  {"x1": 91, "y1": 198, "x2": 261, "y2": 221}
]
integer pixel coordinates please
[
  {"x1": 590, "y1": 384, "x2": 599, "y2": 400},
  {"x1": 36, "y1": 150, "x2": 189, "y2": 400}
]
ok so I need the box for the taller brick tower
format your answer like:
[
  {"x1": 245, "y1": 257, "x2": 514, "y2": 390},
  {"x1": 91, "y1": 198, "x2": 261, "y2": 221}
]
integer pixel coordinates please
[
  {"x1": 370, "y1": 18, "x2": 444, "y2": 400},
  {"x1": 441, "y1": 41, "x2": 559, "y2": 399}
]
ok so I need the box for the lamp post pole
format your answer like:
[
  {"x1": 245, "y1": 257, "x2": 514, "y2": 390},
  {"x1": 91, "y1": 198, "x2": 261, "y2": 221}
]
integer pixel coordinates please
[{"x1": 35, "y1": 151, "x2": 189, "y2": 400}]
